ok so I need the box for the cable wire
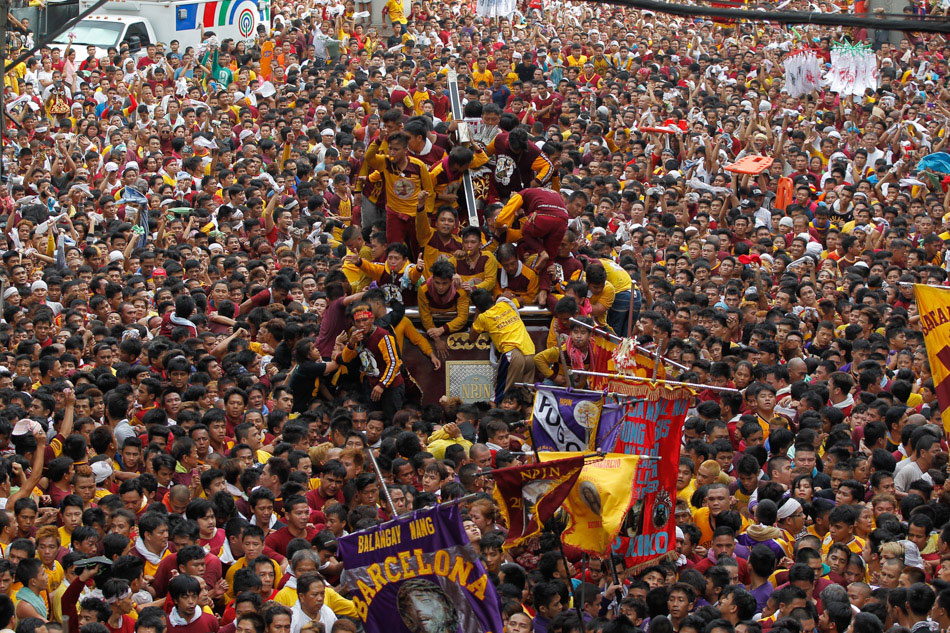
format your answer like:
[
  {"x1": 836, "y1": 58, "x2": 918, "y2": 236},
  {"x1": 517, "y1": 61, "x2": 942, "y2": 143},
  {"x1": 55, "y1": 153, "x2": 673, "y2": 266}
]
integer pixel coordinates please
[{"x1": 597, "y1": 0, "x2": 950, "y2": 33}]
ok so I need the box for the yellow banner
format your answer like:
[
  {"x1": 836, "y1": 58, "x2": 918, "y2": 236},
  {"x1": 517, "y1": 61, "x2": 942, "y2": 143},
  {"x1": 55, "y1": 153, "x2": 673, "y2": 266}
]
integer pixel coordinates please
[
  {"x1": 538, "y1": 452, "x2": 640, "y2": 555},
  {"x1": 913, "y1": 284, "x2": 950, "y2": 435}
]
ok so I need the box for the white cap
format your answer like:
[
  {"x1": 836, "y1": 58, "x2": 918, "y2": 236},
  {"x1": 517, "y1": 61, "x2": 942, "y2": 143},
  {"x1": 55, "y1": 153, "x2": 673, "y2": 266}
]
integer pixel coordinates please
[
  {"x1": 105, "y1": 162, "x2": 119, "y2": 173},
  {"x1": 13, "y1": 418, "x2": 44, "y2": 436},
  {"x1": 124, "y1": 162, "x2": 139, "y2": 172},
  {"x1": 31, "y1": 280, "x2": 47, "y2": 292},
  {"x1": 2, "y1": 287, "x2": 18, "y2": 299},
  {"x1": 91, "y1": 461, "x2": 113, "y2": 484},
  {"x1": 321, "y1": 128, "x2": 335, "y2": 136},
  {"x1": 109, "y1": 250, "x2": 125, "y2": 263}
]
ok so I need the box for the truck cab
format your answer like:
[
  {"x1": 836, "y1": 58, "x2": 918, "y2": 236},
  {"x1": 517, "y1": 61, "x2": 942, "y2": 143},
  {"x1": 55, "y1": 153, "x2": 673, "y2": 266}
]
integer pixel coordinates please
[{"x1": 52, "y1": 14, "x2": 155, "y2": 58}]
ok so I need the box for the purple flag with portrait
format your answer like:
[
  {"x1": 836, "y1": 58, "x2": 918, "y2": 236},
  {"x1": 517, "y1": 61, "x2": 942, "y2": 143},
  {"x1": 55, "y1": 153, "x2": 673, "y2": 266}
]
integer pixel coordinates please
[{"x1": 338, "y1": 503, "x2": 504, "y2": 633}]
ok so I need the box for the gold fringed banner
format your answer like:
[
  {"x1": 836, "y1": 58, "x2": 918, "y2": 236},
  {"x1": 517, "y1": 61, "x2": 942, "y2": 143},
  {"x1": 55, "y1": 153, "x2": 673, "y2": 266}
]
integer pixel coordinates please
[
  {"x1": 606, "y1": 380, "x2": 696, "y2": 401},
  {"x1": 626, "y1": 549, "x2": 678, "y2": 576}
]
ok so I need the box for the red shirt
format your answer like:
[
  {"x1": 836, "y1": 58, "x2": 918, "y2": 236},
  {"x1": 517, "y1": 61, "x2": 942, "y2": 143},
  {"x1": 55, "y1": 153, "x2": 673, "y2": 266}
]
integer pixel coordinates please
[
  {"x1": 264, "y1": 525, "x2": 322, "y2": 557},
  {"x1": 106, "y1": 615, "x2": 136, "y2": 633},
  {"x1": 305, "y1": 487, "x2": 343, "y2": 513},
  {"x1": 151, "y1": 552, "x2": 223, "y2": 598},
  {"x1": 167, "y1": 612, "x2": 220, "y2": 633}
]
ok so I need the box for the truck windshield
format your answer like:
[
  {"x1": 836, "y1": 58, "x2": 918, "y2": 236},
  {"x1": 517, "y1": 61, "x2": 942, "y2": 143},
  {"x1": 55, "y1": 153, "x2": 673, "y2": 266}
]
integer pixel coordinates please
[{"x1": 53, "y1": 21, "x2": 124, "y2": 47}]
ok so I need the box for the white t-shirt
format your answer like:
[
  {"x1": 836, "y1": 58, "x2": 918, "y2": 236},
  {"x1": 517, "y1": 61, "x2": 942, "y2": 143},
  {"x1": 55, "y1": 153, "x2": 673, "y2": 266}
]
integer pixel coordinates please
[{"x1": 893, "y1": 460, "x2": 932, "y2": 493}]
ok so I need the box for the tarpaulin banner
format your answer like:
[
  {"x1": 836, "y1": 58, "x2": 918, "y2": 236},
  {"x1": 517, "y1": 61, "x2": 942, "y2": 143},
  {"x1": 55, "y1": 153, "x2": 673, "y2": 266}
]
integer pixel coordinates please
[
  {"x1": 914, "y1": 283, "x2": 950, "y2": 435},
  {"x1": 538, "y1": 452, "x2": 640, "y2": 555},
  {"x1": 339, "y1": 503, "x2": 504, "y2": 633},
  {"x1": 492, "y1": 453, "x2": 588, "y2": 548},
  {"x1": 603, "y1": 381, "x2": 692, "y2": 571},
  {"x1": 530, "y1": 386, "x2": 602, "y2": 452}
]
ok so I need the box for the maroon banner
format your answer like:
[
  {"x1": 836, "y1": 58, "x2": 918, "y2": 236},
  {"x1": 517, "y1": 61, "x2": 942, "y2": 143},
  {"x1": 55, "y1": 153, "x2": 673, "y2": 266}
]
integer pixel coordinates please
[{"x1": 492, "y1": 453, "x2": 587, "y2": 548}]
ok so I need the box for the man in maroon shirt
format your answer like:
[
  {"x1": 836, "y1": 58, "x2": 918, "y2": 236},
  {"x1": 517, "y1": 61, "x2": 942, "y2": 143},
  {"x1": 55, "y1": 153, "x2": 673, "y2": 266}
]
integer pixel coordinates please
[
  {"x1": 306, "y1": 460, "x2": 346, "y2": 514},
  {"x1": 167, "y1": 574, "x2": 220, "y2": 633},
  {"x1": 47, "y1": 456, "x2": 74, "y2": 507},
  {"x1": 152, "y1": 535, "x2": 224, "y2": 599},
  {"x1": 265, "y1": 495, "x2": 322, "y2": 557}
]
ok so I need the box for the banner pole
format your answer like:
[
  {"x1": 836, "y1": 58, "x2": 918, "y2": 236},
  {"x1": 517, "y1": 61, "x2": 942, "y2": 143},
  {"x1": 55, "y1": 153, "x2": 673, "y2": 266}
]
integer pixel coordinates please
[
  {"x1": 364, "y1": 448, "x2": 398, "y2": 518},
  {"x1": 569, "y1": 318, "x2": 689, "y2": 371},
  {"x1": 569, "y1": 370, "x2": 741, "y2": 393},
  {"x1": 513, "y1": 382, "x2": 641, "y2": 399},
  {"x1": 528, "y1": 451, "x2": 663, "y2": 462},
  {"x1": 557, "y1": 537, "x2": 587, "y2": 630},
  {"x1": 557, "y1": 334, "x2": 576, "y2": 390},
  {"x1": 608, "y1": 554, "x2": 623, "y2": 615}
]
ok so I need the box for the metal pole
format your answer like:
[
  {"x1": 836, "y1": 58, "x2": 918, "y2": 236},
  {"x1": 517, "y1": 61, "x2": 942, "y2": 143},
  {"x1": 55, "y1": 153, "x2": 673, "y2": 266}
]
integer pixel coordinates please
[
  {"x1": 898, "y1": 281, "x2": 949, "y2": 289},
  {"x1": 505, "y1": 450, "x2": 661, "y2": 460},
  {"x1": 514, "y1": 382, "x2": 641, "y2": 399},
  {"x1": 569, "y1": 370, "x2": 741, "y2": 393},
  {"x1": 364, "y1": 448, "x2": 398, "y2": 518},
  {"x1": 597, "y1": 0, "x2": 950, "y2": 33}
]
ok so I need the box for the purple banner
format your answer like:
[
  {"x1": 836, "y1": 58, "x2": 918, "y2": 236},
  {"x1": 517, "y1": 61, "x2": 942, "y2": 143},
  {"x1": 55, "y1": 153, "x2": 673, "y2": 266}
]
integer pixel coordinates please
[
  {"x1": 590, "y1": 403, "x2": 625, "y2": 452},
  {"x1": 338, "y1": 503, "x2": 504, "y2": 633},
  {"x1": 531, "y1": 387, "x2": 601, "y2": 452}
]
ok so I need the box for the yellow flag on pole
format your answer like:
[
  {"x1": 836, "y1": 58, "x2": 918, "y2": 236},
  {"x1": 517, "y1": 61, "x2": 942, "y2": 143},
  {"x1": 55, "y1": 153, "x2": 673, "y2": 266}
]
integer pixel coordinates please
[
  {"x1": 538, "y1": 452, "x2": 641, "y2": 555},
  {"x1": 913, "y1": 283, "x2": 950, "y2": 435}
]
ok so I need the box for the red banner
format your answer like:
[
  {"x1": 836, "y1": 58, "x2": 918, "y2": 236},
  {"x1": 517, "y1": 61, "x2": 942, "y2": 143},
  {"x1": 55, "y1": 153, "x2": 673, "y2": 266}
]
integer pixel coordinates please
[{"x1": 605, "y1": 381, "x2": 692, "y2": 571}]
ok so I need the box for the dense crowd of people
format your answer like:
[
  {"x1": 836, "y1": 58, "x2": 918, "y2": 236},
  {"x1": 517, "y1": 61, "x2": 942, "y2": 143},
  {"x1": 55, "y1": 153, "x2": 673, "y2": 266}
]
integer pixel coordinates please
[{"x1": 0, "y1": 0, "x2": 949, "y2": 632}]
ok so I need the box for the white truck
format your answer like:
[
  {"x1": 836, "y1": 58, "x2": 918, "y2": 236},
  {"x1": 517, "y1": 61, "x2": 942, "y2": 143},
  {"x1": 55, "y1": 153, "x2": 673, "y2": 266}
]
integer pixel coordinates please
[{"x1": 52, "y1": 0, "x2": 269, "y2": 56}]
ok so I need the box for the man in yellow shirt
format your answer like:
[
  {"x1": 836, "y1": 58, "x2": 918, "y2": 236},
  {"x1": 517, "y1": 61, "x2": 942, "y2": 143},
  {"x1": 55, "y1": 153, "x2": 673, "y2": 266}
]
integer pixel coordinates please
[
  {"x1": 585, "y1": 264, "x2": 615, "y2": 330},
  {"x1": 598, "y1": 257, "x2": 633, "y2": 335},
  {"x1": 469, "y1": 289, "x2": 535, "y2": 403},
  {"x1": 274, "y1": 549, "x2": 357, "y2": 618},
  {"x1": 382, "y1": 0, "x2": 408, "y2": 34},
  {"x1": 566, "y1": 44, "x2": 588, "y2": 67},
  {"x1": 493, "y1": 243, "x2": 540, "y2": 307},
  {"x1": 364, "y1": 131, "x2": 435, "y2": 254},
  {"x1": 472, "y1": 57, "x2": 494, "y2": 88},
  {"x1": 341, "y1": 225, "x2": 373, "y2": 293},
  {"x1": 415, "y1": 207, "x2": 462, "y2": 276},
  {"x1": 418, "y1": 260, "x2": 471, "y2": 361}
]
